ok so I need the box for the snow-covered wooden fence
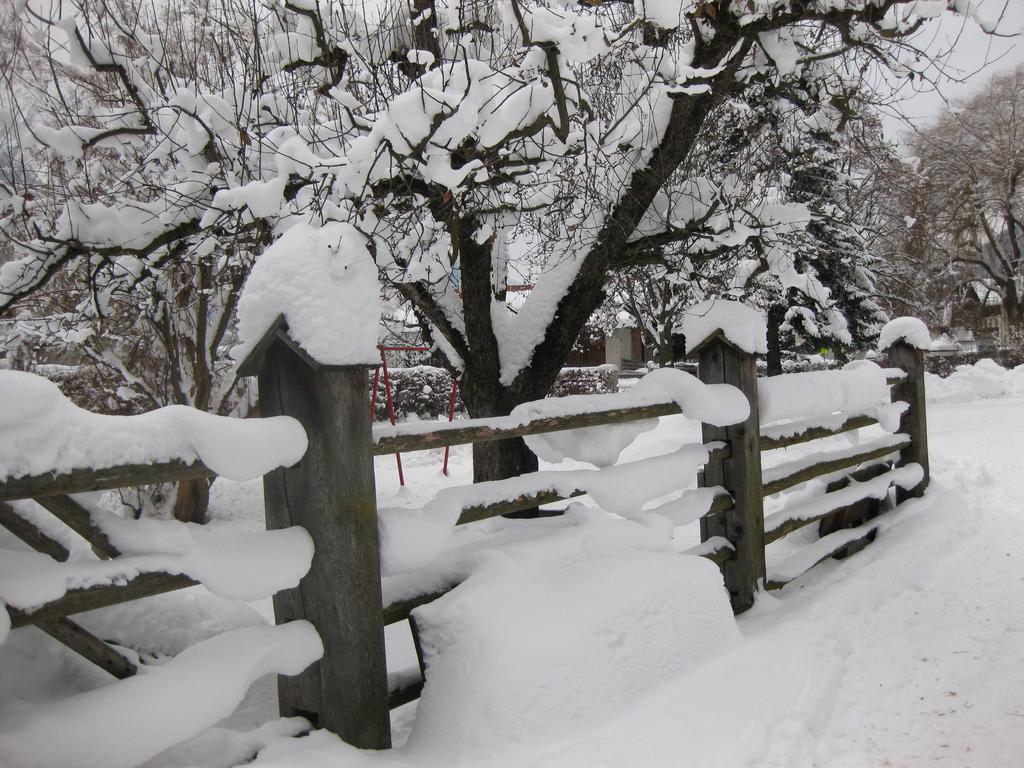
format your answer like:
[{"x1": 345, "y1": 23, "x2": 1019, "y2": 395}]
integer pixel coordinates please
[
  {"x1": 0, "y1": 379, "x2": 320, "y2": 766},
  {"x1": 0, "y1": 317, "x2": 929, "y2": 756},
  {"x1": 236, "y1": 316, "x2": 930, "y2": 750}
]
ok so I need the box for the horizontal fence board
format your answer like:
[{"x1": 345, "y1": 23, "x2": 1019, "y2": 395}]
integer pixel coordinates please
[
  {"x1": 762, "y1": 437, "x2": 909, "y2": 498},
  {"x1": 765, "y1": 519, "x2": 885, "y2": 591},
  {"x1": 763, "y1": 462, "x2": 898, "y2": 545},
  {"x1": 388, "y1": 677, "x2": 425, "y2": 710},
  {"x1": 383, "y1": 587, "x2": 458, "y2": 626},
  {"x1": 684, "y1": 535, "x2": 734, "y2": 566},
  {"x1": 0, "y1": 461, "x2": 216, "y2": 503},
  {"x1": 759, "y1": 415, "x2": 879, "y2": 452},
  {"x1": 8, "y1": 571, "x2": 198, "y2": 629},
  {"x1": 373, "y1": 402, "x2": 681, "y2": 455},
  {"x1": 451, "y1": 445, "x2": 728, "y2": 526},
  {"x1": 764, "y1": 497, "x2": 874, "y2": 546},
  {"x1": 374, "y1": 377, "x2": 906, "y2": 457},
  {"x1": 703, "y1": 491, "x2": 735, "y2": 519},
  {"x1": 457, "y1": 491, "x2": 582, "y2": 526}
]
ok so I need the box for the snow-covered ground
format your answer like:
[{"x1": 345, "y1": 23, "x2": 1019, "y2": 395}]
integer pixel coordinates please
[{"x1": 3, "y1": 360, "x2": 1024, "y2": 767}]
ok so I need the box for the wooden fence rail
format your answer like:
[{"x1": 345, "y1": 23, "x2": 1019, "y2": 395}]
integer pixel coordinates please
[{"x1": 0, "y1": 323, "x2": 929, "y2": 753}]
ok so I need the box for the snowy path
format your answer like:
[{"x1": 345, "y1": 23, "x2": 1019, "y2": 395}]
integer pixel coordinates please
[{"x1": 803, "y1": 399, "x2": 1024, "y2": 767}]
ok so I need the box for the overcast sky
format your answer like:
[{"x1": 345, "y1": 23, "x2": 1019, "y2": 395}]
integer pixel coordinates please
[{"x1": 879, "y1": 0, "x2": 1024, "y2": 142}]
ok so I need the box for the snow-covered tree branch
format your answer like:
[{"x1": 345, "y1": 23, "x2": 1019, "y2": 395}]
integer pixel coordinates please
[{"x1": 0, "y1": 0, "x2": 995, "y2": 483}]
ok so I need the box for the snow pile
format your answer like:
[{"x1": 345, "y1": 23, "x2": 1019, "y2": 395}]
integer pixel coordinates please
[
  {"x1": 0, "y1": 622, "x2": 322, "y2": 768},
  {"x1": 877, "y1": 316, "x2": 930, "y2": 352},
  {"x1": 235, "y1": 221, "x2": 383, "y2": 367},
  {"x1": 406, "y1": 510, "x2": 740, "y2": 758},
  {"x1": 924, "y1": 358, "x2": 1024, "y2": 403},
  {"x1": 517, "y1": 367, "x2": 748, "y2": 467},
  {"x1": 0, "y1": 370, "x2": 306, "y2": 482},
  {"x1": 682, "y1": 300, "x2": 768, "y2": 355},
  {"x1": 758, "y1": 360, "x2": 891, "y2": 426}
]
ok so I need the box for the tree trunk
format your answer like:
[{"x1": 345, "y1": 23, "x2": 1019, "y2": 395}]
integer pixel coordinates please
[
  {"x1": 462, "y1": 377, "x2": 544, "y2": 515},
  {"x1": 173, "y1": 476, "x2": 211, "y2": 524},
  {"x1": 471, "y1": 436, "x2": 539, "y2": 486},
  {"x1": 766, "y1": 304, "x2": 784, "y2": 376},
  {"x1": 657, "y1": 327, "x2": 674, "y2": 366},
  {"x1": 457, "y1": 347, "x2": 556, "y2": 504},
  {"x1": 1003, "y1": 287, "x2": 1023, "y2": 348},
  {"x1": 461, "y1": 376, "x2": 545, "y2": 485}
]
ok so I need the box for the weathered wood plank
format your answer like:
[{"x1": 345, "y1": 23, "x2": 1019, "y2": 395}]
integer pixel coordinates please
[
  {"x1": 886, "y1": 343, "x2": 929, "y2": 502},
  {"x1": 35, "y1": 495, "x2": 120, "y2": 559},
  {"x1": 384, "y1": 587, "x2": 459, "y2": 626},
  {"x1": 816, "y1": 462, "x2": 891, "y2": 542},
  {"x1": 763, "y1": 462, "x2": 893, "y2": 546},
  {"x1": 454, "y1": 446, "x2": 729, "y2": 526},
  {"x1": 762, "y1": 438, "x2": 909, "y2": 498},
  {"x1": 8, "y1": 571, "x2": 197, "y2": 629},
  {"x1": 388, "y1": 678, "x2": 424, "y2": 710},
  {"x1": 373, "y1": 377, "x2": 905, "y2": 458},
  {"x1": 759, "y1": 415, "x2": 878, "y2": 452},
  {"x1": 373, "y1": 402, "x2": 681, "y2": 455},
  {"x1": 764, "y1": 527, "x2": 880, "y2": 591},
  {"x1": 0, "y1": 501, "x2": 70, "y2": 561},
  {"x1": 36, "y1": 616, "x2": 137, "y2": 679},
  {"x1": 691, "y1": 537, "x2": 735, "y2": 567},
  {"x1": 258, "y1": 343, "x2": 391, "y2": 748},
  {"x1": 457, "y1": 491, "x2": 581, "y2": 526},
  {"x1": 0, "y1": 460, "x2": 215, "y2": 503},
  {"x1": 697, "y1": 337, "x2": 765, "y2": 614}
]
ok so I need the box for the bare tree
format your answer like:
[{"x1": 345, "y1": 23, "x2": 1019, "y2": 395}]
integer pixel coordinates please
[{"x1": 904, "y1": 66, "x2": 1024, "y2": 343}]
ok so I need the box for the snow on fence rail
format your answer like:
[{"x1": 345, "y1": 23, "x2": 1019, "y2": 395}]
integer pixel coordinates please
[
  {"x1": 0, "y1": 317, "x2": 931, "y2": 759},
  {"x1": 0, "y1": 375, "x2": 321, "y2": 768}
]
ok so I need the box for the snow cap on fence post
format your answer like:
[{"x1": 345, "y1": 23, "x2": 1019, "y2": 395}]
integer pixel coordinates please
[
  {"x1": 233, "y1": 221, "x2": 391, "y2": 749},
  {"x1": 690, "y1": 300, "x2": 766, "y2": 615},
  {"x1": 877, "y1": 316, "x2": 930, "y2": 353},
  {"x1": 879, "y1": 317, "x2": 930, "y2": 501},
  {"x1": 234, "y1": 220, "x2": 383, "y2": 373},
  {"x1": 682, "y1": 299, "x2": 768, "y2": 358}
]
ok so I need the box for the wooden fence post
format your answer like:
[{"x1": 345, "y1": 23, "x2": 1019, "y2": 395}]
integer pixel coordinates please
[
  {"x1": 694, "y1": 332, "x2": 765, "y2": 614},
  {"x1": 239, "y1": 319, "x2": 391, "y2": 749},
  {"x1": 886, "y1": 339, "x2": 930, "y2": 502}
]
